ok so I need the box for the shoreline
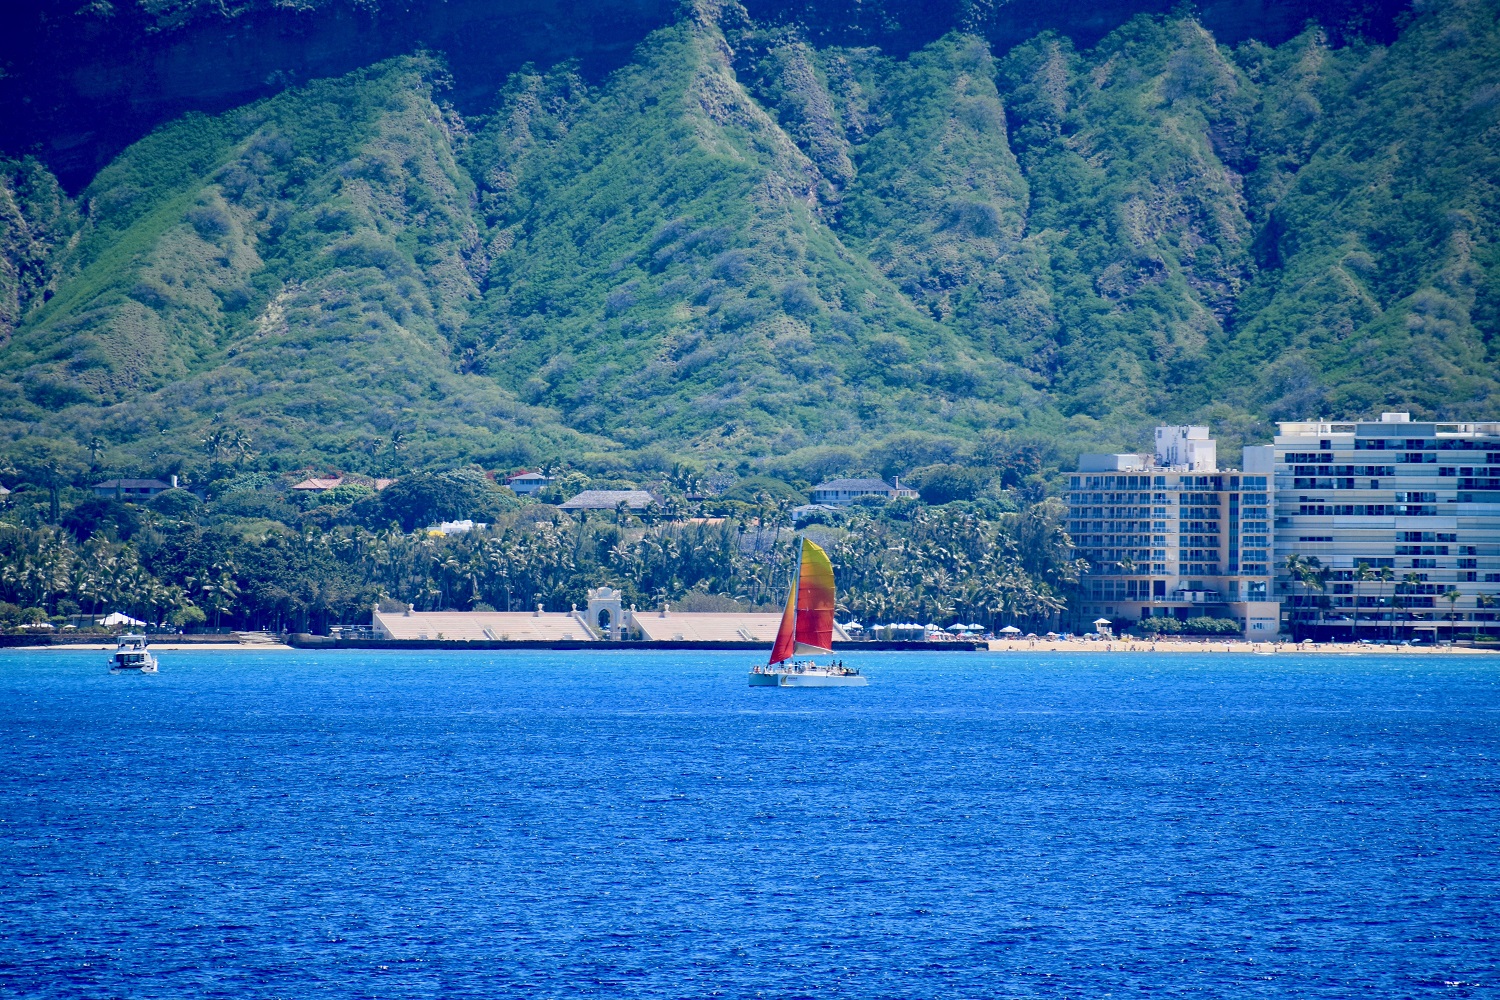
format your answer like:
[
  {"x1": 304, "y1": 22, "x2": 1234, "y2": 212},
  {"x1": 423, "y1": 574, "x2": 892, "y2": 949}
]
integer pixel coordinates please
[
  {"x1": 7, "y1": 642, "x2": 293, "y2": 651},
  {"x1": 2, "y1": 639, "x2": 1495, "y2": 655},
  {"x1": 986, "y1": 639, "x2": 1498, "y2": 654}
]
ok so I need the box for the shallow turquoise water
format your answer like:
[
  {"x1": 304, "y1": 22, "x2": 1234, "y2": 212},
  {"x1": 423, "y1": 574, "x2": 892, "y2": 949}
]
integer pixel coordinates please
[{"x1": 1, "y1": 649, "x2": 1497, "y2": 997}]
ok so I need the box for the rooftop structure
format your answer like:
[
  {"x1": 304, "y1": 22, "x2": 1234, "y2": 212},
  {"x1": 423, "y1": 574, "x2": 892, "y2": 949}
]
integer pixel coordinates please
[
  {"x1": 1154, "y1": 425, "x2": 1217, "y2": 471},
  {"x1": 92, "y1": 477, "x2": 174, "y2": 498},
  {"x1": 291, "y1": 475, "x2": 393, "y2": 492},
  {"x1": 1272, "y1": 412, "x2": 1500, "y2": 640},
  {"x1": 424, "y1": 520, "x2": 486, "y2": 536},
  {"x1": 504, "y1": 471, "x2": 554, "y2": 495},
  {"x1": 292, "y1": 477, "x2": 343, "y2": 491},
  {"x1": 372, "y1": 607, "x2": 596, "y2": 642},
  {"x1": 629, "y1": 609, "x2": 852, "y2": 643},
  {"x1": 558, "y1": 489, "x2": 657, "y2": 511}
]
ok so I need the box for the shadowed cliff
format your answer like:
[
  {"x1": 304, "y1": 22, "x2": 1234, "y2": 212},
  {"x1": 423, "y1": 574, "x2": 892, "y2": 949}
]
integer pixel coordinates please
[{"x1": 2, "y1": 0, "x2": 1411, "y2": 190}]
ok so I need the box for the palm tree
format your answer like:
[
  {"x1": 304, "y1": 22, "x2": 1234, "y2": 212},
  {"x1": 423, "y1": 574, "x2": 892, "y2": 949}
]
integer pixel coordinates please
[
  {"x1": 1378, "y1": 566, "x2": 1395, "y2": 642},
  {"x1": 1355, "y1": 562, "x2": 1376, "y2": 641},
  {"x1": 1284, "y1": 554, "x2": 1309, "y2": 639},
  {"x1": 1300, "y1": 560, "x2": 1330, "y2": 637},
  {"x1": 1442, "y1": 588, "x2": 1463, "y2": 643},
  {"x1": 1399, "y1": 572, "x2": 1423, "y2": 641},
  {"x1": 1284, "y1": 554, "x2": 1322, "y2": 639},
  {"x1": 1478, "y1": 594, "x2": 1498, "y2": 641}
]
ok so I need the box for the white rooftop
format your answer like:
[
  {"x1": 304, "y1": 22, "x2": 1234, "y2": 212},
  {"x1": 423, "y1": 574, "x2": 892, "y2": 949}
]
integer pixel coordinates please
[
  {"x1": 373, "y1": 609, "x2": 592, "y2": 641},
  {"x1": 632, "y1": 612, "x2": 850, "y2": 643}
]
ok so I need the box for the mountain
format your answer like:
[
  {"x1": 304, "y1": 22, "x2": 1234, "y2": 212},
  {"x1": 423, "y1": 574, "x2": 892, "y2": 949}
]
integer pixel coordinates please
[{"x1": 1, "y1": 0, "x2": 1497, "y2": 480}]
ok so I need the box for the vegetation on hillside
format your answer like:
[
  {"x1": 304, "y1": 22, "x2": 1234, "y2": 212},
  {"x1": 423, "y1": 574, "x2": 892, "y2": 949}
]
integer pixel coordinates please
[
  {"x1": 1, "y1": 0, "x2": 1498, "y2": 487},
  {"x1": 0, "y1": 473, "x2": 1081, "y2": 634}
]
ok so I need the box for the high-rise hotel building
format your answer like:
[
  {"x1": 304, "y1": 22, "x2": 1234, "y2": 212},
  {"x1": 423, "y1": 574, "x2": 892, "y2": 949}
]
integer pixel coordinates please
[
  {"x1": 1272, "y1": 413, "x2": 1500, "y2": 640},
  {"x1": 1067, "y1": 427, "x2": 1280, "y2": 638}
]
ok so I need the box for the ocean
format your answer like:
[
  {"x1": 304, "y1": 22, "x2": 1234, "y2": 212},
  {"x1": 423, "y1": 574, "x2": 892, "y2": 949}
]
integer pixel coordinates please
[{"x1": 1, "y1": 649, "x2": 1496, "y2": 998}]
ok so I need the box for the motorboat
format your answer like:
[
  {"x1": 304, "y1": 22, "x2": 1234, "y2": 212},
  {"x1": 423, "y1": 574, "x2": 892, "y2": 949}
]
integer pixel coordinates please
[
  {"x1": 749, "y1": 538, "x2": 867, "y2": 688},
  {"x1": 109, "y1": 634, "x2": 158, "y2": 673}
]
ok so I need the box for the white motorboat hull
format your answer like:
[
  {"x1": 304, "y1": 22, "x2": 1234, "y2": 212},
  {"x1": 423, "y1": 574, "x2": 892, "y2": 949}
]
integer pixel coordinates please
[{"x1": 109, "y1": 635, "x2": 157, "y2": 673}]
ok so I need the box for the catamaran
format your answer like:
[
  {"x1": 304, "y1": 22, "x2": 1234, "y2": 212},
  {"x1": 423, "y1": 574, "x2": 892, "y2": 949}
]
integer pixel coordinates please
[{"x1": 749, "y1": 538, "x2": 867, "y2": 687}]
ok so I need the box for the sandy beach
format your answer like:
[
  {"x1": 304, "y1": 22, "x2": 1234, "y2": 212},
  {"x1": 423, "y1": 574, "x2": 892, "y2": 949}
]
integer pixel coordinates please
[
  {"x1": 986, "y1": 638, "x2": 1497, "y2": 654},
  {"x1": 9, "y1": 642, "x2": 293, "y2": 652},
  {"x1": 6, "y1": 639, "x2": 1493, "y2": 655}
]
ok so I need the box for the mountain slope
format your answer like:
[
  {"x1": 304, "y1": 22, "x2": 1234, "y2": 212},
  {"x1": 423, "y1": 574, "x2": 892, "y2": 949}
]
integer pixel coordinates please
[
  {"x1": 1, "y1": 0, "x2": 1498, "y2": 480},
  {"x1": 1217, "y1": 0, "x2": 1500, "y2": 419},
  {"x1": 0, "y1": 59, "x2": 587, "y2": 472},
  {"x1": 467, "y1": 12, "x2": 1040, "y2": 457}
]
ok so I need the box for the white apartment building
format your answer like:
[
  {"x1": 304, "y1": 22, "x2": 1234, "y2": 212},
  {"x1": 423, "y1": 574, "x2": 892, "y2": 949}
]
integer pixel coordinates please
[
  {"x1": 1273, "y1": 412, "x2": 1500, "y2": 640},
  {"x1": 1067, "y1": 427, "x2": 1280, "y2": 638}
]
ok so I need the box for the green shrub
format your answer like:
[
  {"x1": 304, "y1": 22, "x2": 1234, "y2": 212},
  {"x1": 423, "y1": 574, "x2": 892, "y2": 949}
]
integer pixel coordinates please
[
  {"x1": 148, "y1": 488, "x2": 203, "y2": 517},
  {"x1": 1184, "y1": 616, "x2": 1242, "y2": 635},
  {"x1": 169, "y1": 605, "x2": 207, "y2": 628},
  {"x1": 379, "y1": 468, "x2": 518, "y2": 531},
  {"x1": 316, "y1": 483, "x2": 375, "y2": 506}
]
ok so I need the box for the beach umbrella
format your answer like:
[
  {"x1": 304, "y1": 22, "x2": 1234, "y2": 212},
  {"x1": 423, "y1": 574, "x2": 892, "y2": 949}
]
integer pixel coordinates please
[
  {"x1": 946, "y1": 623, "x2": 964, "y2": 632},
  {"x1": 967, "y1": 623, "x2": 984, "y2": 631},
  {"x1": 999, "y1": 625, "x2": 1022, "y2": 634},
  {"x1": 923, "y1": 623, "x2": 940, "y2": 631}
]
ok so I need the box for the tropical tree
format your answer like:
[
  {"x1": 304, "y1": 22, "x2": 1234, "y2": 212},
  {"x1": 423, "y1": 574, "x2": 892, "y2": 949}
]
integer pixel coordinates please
[
  {"x1": 1378, "y1": 566, "x2": 1395, "y2": 642},
  {"x1": 1442, "y1": 588, "x2": 1463, "y2": 642}
]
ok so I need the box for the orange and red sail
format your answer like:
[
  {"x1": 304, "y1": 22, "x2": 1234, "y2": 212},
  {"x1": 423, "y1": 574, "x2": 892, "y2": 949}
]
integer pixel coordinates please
[{"x1": 769, "y1": 538, "x2": 837, "y2": 664}]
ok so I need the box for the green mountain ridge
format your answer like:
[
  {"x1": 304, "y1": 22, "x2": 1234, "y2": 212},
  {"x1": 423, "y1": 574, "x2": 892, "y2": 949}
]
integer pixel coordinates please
[{"x1": 2, "y1": 0, "x2": 1497, "y2": 479}]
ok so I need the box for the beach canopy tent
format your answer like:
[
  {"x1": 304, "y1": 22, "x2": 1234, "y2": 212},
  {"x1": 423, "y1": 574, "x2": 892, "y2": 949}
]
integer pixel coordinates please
[
  {"x1": 100, "y1": 612, "x2": 146, "y2": 627},
  {"x1": 966, "y1": 623, "x2": 984, "y2": 631},
  {"x1": 841, "y1": 621, "x2": 864, "y2": 632},
  {"x1": 946, "y1": 623, "x2": 965, "y2": 632},
  {"x1": 998, "y1": 625, "x2": 1022, "y2": 634}
]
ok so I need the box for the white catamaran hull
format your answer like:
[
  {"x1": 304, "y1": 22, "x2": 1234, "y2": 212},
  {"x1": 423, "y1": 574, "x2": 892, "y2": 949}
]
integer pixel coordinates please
[
  {"x1": 774, "y1": 671, "x2": 867, "y2": 687},
  {"x1": 749, "y1": 663, "x2": 868, "y2": 687}
]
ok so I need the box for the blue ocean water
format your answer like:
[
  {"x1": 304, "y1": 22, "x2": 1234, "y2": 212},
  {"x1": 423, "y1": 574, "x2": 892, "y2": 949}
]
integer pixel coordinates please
[{"x1": 1, "y1": 649, "x2": 1497, "y2": 998}]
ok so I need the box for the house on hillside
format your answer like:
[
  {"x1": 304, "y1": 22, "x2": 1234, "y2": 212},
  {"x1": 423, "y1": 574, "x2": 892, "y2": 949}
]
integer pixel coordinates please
[
  {"x1": 291, "y1": 475, "x2": 394, "y2": 493},
  {"x1": 424, "y1": 520, "x2": 486, "y2": 536},
  {"x1": 292, "y1": 476, "x2": 344, "y2": 492},
  {"x1": 504, "y1": 471, "x2": 554, "y2": 495},
  {"x1": 558, "y1": 489, "x2": 657, "y2": 512},
  {"x1": 808, "y1": 477, "x2": 918, "y2": 505},
  {"x1": 92, "y1": 477, "x2": 175, "y2": 498}
]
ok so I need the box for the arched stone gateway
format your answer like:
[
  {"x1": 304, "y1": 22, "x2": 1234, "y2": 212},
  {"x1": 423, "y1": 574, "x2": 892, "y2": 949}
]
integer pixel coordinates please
[{"x1": 587, "y1": 587, "x2": 624, "y2": 640}]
